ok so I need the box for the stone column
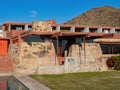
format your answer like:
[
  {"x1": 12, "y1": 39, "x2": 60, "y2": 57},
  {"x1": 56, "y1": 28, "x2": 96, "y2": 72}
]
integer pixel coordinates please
[
  {"x1": 104, "y1": 30, "x2": 109, "y2": 33},
  {"x1": 83, "y1": 27, "x2": 89, "y2": 32},
  {"x1": 97, "y1": 28, "x2": 102, "y2": 33},
  {"x1": 56, "y1": 26, "x2": 60, "y2": 32},
  {"x1": 8, "y1": 24, "x2": 11, "y2": 31},
  {"x1": 70, "y1": 27, "x2": 75, "y2": 32},
  {"x1": 110, "y1": 28, "x2": 115, "y2": 33},
  {"x1": 25, "y1": 25, "x2": 28, "y2": 30}
]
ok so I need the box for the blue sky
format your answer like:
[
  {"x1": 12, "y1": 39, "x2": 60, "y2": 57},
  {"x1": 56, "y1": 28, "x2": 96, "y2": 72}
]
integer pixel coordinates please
[{"x1": 0, "y1": 0, "x2": 120, "y2": 24}]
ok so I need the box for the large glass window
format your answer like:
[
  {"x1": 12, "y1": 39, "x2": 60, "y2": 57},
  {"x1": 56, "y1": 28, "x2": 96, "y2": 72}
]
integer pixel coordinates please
[{"x1": 100, "y1": 44, "x2": 120, "y2": 54}]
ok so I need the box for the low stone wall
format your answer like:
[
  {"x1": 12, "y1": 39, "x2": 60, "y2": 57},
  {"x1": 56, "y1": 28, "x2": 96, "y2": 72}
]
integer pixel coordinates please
[
  {"x1": 7, "y1": 76, "x2": 29, "y2": 90},
  {"x1": 35, "y1": 57, "x2": 108, "y2": 74},
  {"x1": 8, "y1": 75, "x2": 51, "y2": 90}
]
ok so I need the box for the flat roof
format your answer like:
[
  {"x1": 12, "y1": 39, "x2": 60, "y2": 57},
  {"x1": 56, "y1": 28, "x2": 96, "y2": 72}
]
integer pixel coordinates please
[
  {"x1": 52, "y1": 24, "x2": 120, "y2": 30},
  {"x1": 3, "y1": 22, "x2": 32, "y2": 26},
  {"x1": 3, "y1": 21, "x2": 120, "y2": 30}
]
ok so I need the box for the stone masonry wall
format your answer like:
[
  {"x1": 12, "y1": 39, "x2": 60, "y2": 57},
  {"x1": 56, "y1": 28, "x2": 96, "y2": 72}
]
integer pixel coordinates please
[
  {"x1": 32, "y1": 21, "x2": 52, "y2": 32},
  {"x1": 68, "y1": 43, "x2": 103, "y2": 63},
  {"x1": 68, "y1": 43, "x2": 107, "y2": 71},
  {"x1": 9, "y1": 42, "x2": 58, "y2": 74},
  {"x1": 9, "y1": 42, "x2": 108, "y2": 74}
]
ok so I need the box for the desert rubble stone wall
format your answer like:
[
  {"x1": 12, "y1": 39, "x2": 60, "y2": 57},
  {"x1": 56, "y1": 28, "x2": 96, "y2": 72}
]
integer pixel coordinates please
[
  {"x1": 32, "y1": 21, "x2": 52, "y2": 32},
  {"x1": 9, "y1": 42, "x2": 108, "y2": 74},
  {"x1": 68, "y1": 43, "x2": 102, "y2": 63},
  {"x1": 36, "y1": 56, "x2": 107, "y2": 74},
  {"x1": 9, "y1": 42, "x2": 58, "y2": 74},
  {"x1": 68, "y1": 43, "x2": 108, "y2": 71}
]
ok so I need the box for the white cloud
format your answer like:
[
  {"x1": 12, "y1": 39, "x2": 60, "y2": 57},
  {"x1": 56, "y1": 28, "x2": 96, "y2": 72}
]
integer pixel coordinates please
[{"x1": 30, "y1": 10, "x2": 38, "y2": 18}]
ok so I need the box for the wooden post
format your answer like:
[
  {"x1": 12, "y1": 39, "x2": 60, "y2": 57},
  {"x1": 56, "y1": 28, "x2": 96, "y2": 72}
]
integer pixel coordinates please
[
  {"x1": 112, "y1": 45, "x2": 114, "y2": 54},
  {"x1": 108, "y1": 46, "x2": 111, "y2": 54},
  {"x1": 59, "y1": 39, "x2": 62, "y2": 56},
  {"x1": 10, "y1": 38, "x2": 13, "y2": 45},
  {"x1": 56, "y1": 37, "x2": 59, "y2": 56},
  {"x1": 18, "y1": 35, "x2": 23, "y2": 44},
  {"x1": 56, "y1": 37, "x2": 62, "y2": 56},
  {"x1": 79, "y1": 41, "x2": 81, "y2": 65},
  {"x1": 83, "y1": 37, "x2": 86, "y2": 64}
]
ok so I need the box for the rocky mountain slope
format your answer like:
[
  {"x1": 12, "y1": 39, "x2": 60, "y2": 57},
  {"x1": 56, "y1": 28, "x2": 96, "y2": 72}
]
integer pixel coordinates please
[{"x1": 64, "y1": 6, "x2": 120, "y2": 27}]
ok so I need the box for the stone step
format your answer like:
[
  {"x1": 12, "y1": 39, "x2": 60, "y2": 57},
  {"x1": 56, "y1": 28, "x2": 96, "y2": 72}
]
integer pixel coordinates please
[
  {"x1": 0, "y1": 71, "x2": 13, "y2": 73},
  {"x1": 0, "y1": 69, "x2": 12, "y2": 71},
  {"x1": 0, "y1": 67, "x2": 13, "y2": 69},
  {"x1": 0, "y1": 55, "x2": 13, "y2": 73},
  {"x1": 0, "y1": 65, "x2": 12, "y2": 66},
  {"x1": 0, "y1": 66, "x2": 13, "y2": 69},
  {"x1": 0, "y1": 62, "x2": 12, "y2": 64},
  {"x1": 0, "y1": 68, "x2": 13, "y2": 70},
  {"x1": 0, "y1": 81, "x2": 7, "y2": 90}
]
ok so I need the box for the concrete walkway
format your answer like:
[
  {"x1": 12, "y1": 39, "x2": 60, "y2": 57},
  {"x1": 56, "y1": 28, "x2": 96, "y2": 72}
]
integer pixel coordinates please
[{"x1": 14, "y1": 75, "x2": 51, "y2": 90}]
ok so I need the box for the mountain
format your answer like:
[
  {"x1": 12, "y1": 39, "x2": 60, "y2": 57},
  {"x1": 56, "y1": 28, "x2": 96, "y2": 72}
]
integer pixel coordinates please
[{"x1": 64, "y1": 6, "x2": 120, "y2": 27}]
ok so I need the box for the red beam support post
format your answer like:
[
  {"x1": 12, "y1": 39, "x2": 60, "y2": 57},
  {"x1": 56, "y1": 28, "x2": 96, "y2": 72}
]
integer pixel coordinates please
[
  {"x1": 18, "y1": 35, "x2": 23, "y2": 44},
  {"x1": 56, "y1": 37, "x2": 59, "y2": 56}
]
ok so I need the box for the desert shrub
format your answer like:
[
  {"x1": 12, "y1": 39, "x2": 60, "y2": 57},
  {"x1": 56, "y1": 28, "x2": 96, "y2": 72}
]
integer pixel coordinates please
[
  {"x1": 114, "y1": 56, "x2": 120, "y2": 70},
  {"x1": 106, "y1": 56, "x2": 118, "y2": 68},
  {"x1": 106, "y1": 56, "x2": 120, "y2": 70}
]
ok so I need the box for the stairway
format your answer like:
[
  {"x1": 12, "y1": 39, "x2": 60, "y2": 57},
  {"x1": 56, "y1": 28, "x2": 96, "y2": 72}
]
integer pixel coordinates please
[
  {"x1": 0, "y1": 55, "x2": 13, "y2": 73},
  {"x1": 0, "y1": 81, "x2": 7, "y2": 90},
  {"x1": 0, "y1": 76, "x2": 11, "y2": 90}
]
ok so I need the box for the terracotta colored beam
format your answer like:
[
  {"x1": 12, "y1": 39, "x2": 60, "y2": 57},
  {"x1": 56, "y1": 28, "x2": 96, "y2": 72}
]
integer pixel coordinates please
[
  {"x1": 3, "y1": 22, "x2": 32, "y2": 26},
  {"x1": 87, "y1": 33, "x2": 103, "y2": 37},
  {"x1": 99, "y1": 42, "x2": 120, "y2": 44},
  {"x1": 52, "y1": 24, "x2": 120, "y2": 30}
]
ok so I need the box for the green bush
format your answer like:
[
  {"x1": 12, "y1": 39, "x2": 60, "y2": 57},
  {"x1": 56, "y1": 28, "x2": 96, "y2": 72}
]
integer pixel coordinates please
[{"x1": 114, "y1": 56, "x2": 120, "y2": 70}]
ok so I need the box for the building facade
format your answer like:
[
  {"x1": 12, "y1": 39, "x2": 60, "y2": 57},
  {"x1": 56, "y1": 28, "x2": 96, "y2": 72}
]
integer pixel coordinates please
[{"x1": 1, "y1": 20, "x2": 120, "y2": 74}]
